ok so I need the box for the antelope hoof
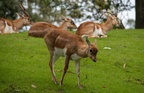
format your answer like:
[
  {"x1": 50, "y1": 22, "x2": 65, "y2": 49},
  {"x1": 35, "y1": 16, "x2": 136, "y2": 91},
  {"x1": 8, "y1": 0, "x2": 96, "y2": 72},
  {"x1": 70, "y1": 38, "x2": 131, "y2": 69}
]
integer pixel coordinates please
[
  {"x1": 60, "y1": 82, "x2": 63, "y2": 86},
  {"x1": 60, "y1": 83, "x2": 63, "y2": 86},
  {"x1": 78, "y1": 84, "x2": 84, "y2": 89},
  {"x1": 54, "y1": 81, "x2": 58, "y2": 84},
  {"x1": 101, "y1": 35, "x2": 107, "y2": 38},
  {"x1": 52, "y1": 79, "x2": 58, "y2": 84}
]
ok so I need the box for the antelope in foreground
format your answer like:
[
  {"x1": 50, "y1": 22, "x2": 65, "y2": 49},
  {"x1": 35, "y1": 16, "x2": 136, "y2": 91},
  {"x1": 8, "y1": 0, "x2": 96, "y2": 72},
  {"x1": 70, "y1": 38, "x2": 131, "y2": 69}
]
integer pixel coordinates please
[
  {"x1": 0, "y1": 3, "x2": 32, "y2": 34},
  {"x1": 44, "y1": 29, "x2": 98, "y2": 89},
  {"x1": 76, "y1": 12, "x2": 124, "y2": 38},
  {"x1": 28, "y1": 16, "x2": 77, "y2": 38}
]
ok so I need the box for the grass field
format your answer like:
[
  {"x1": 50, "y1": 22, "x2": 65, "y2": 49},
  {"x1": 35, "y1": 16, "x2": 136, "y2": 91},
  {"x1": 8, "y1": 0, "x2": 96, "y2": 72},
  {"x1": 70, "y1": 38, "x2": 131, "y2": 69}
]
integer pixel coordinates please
[{"x1": 0, "y1": 29, "x2": 144, "y2": 93}]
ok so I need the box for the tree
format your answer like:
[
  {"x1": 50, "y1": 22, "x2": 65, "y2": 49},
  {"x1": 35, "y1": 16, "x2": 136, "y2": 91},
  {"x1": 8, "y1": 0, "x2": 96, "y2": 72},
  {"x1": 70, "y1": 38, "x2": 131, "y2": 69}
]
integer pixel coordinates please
[
  {"x1": 0, "y1": 0, "x2": 134, "y2": 28},
  {"x1": 26, "y1": 0, "x2": 134, "y2": 23},
  {"x1": 135, "y1": 0, "x2": 144, "y2": 28},
  {"x1": 0, "y1": 0, "x2": 19, "y2": 19}
]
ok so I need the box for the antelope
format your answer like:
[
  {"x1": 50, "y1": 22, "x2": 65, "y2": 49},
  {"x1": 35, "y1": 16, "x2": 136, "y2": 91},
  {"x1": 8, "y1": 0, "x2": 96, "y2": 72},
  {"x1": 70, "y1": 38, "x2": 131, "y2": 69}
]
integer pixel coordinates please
[
  {"x1": 76, "y1": 12, "x2": 124, "y2": 38},
  {"x1": 0, "y1": 18, "x2": 16, "y2": 34},
  {"x1": 0, "y1": 2, "x2": 31, "y2": 34},
  {"x1": 44, "y1": 29, "x2": 98, "y2": 89},
  {"x1": 28, "y1": 16, "x2": 77, "y2": 38}
]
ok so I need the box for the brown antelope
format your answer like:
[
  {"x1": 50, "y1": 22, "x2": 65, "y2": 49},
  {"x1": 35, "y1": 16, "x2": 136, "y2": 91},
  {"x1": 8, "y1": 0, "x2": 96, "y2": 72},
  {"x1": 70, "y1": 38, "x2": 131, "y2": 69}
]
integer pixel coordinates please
[
  {"x1": 44, "y1": 29, "x2": 98, "y2": 89},
  {"x1": 0, "y1": 18, "x2": 16, "y2": 34},
  {"x1": 0, "y1": 2, "x2": 31, "y2": 34},
  {"x1": 28, "y1": 16, "x2": 77, "y2": 38},
  {"x1": 76, "y1": 12, "x2": 124, "y2": 38}
]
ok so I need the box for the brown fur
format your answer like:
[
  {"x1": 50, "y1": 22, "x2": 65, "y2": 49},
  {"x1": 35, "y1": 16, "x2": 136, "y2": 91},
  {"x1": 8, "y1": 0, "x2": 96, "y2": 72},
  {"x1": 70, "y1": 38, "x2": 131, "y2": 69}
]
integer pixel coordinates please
[
  {"x1": 76, "y1": 15, "x2": 122, "y2": 38},
  {"x1": 0, "y1": 3, "x2": 32, "y2": 34},
  {"x1": 28, "y1": 16, "x2": 77, "y2": 38},
  {"x1": 0, "y1": 18, "x2": 6, "y2": 33},
  {"x1": 44, "y1": 29, "x2": 98, "y2": 88},
  {"x1": 0, "y1": 18, "x2": 16, "y2": 34},
  {"x1": 0, "y1": 16, "x2": 31, "y2": 34}
]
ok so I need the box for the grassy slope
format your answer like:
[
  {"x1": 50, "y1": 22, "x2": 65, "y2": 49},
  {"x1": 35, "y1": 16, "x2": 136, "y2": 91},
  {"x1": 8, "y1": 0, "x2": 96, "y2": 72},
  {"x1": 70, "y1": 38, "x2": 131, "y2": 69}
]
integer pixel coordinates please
[{"x1": 0, "y1": 29, "x2": 144, "y2": 93}]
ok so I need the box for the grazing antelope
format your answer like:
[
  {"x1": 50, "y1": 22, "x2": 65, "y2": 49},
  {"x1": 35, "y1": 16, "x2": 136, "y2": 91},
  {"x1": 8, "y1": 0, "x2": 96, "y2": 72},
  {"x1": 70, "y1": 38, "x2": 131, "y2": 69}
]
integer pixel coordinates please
[
  {"x1": 28, "y1": 16, "x2": 77, "y2": 38},
  {"x1": 0, "y1": 2, "x2": 31, "y2": 34},
  {"x1": 76, "y1": 12, "x2": 124, "y2": 38},
  {"x1": 44, "y1": 29, "x2": 98, "y2": 89}
]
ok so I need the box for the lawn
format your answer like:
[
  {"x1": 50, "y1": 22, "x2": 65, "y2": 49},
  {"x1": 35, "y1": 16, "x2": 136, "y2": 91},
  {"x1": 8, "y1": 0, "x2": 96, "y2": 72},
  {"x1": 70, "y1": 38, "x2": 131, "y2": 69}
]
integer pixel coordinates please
[{"x1": 0, "y1": 29, "x2": 144, "y2": 93}]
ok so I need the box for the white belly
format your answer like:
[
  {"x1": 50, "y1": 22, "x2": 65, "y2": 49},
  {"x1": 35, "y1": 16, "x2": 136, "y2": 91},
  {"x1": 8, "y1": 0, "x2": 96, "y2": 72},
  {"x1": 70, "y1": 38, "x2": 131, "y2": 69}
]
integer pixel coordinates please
[
  {"x1": 4, "y1": 21, "x2": 15, "y2": 34},
  {"x1": 54, "y1": 47, "x2": 66, "y2": 57},
  {"x1": 91, "y1": 26, "x2": 104, "y2": 37},
  {"x1": 54, "y1": 47, "x2": 81, "y2": 61}
]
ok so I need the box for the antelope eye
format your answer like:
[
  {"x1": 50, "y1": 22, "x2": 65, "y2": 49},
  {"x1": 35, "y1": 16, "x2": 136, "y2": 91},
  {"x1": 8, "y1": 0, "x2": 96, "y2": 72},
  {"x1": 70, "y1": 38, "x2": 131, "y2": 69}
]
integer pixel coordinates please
[
  {"x1": 90, "y1": 49, "x2": 93, "y2": 53},
  {"x1": 71, "y1": 21, "x2": 74, "y2": 24}
]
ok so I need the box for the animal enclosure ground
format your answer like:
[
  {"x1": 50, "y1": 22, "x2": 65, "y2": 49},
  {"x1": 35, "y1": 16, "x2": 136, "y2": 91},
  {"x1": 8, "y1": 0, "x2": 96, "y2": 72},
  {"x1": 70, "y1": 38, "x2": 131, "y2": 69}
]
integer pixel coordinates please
[{"x1": 0, "y1": 29, "x2": 144, "y2": 93}]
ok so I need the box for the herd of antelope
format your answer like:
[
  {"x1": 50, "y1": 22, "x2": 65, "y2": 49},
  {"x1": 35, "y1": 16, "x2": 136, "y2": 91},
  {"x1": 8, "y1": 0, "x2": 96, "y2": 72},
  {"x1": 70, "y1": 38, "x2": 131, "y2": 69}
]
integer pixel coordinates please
[{"x1": 0, "y1": 2, "x2": 124, "y2": 89}]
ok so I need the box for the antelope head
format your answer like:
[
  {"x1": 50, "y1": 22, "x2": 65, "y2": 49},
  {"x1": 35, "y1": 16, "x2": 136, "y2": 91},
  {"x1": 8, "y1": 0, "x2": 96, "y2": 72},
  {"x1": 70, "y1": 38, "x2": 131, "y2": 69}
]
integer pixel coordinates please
[
  {"x1": 61, "y1": 16, "x2": 77, "y2": 29},
  {"x1": 109, "y1": 13, "x2": 125, "y2": 29},
  {"x1": 18, "y1": 2, "x2": 32, "y2": 25},
  {"x1": 85, "y1": 36, "x2": 98, "y2": 62},
  {"x1": 101, "y1": 11, "x2": 125, "y2": 29}
]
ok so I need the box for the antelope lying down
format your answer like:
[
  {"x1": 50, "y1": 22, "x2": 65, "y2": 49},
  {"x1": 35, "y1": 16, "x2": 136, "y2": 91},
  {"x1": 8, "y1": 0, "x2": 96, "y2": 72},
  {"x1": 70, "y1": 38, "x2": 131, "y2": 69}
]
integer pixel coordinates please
[
  {"x1": 28, "y1": 16, "x2": 77, "y2": 38},
  {"x1": 0, "y1": 3, "x2": 31, "y2": 34},
  {"x1": 0, "y1": 18, "x2": 16, "y2": 34},
  {"x1": 44, "y1": 29, "x2": 98, "y2": 89},
  {"x1": 76, "y1": 12, "x2": 124, "y2": 38}
]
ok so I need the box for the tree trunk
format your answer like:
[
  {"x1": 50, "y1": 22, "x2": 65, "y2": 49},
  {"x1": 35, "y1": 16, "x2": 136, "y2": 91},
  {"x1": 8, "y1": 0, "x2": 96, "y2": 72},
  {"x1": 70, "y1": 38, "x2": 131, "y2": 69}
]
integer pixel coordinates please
[{"x1": 135, "y1": 0, "x2": 144, "y2": 28}]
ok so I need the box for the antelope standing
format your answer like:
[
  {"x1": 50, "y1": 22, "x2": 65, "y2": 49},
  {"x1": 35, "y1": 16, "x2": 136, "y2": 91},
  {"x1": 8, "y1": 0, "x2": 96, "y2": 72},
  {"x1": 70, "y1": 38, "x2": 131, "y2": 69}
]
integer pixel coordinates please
[
  {"x1": 28, "y1": 16, "x2": 77, "y2": 38},
  {"x1": 0, "y1": 2, "x2": 32, "y2": 34},
  {"x1": 44, "y1": 29, "x2": 98, "y2": 89},
  {"x1": 76, "y1": 12, "x2": 124, "y2": 38}
]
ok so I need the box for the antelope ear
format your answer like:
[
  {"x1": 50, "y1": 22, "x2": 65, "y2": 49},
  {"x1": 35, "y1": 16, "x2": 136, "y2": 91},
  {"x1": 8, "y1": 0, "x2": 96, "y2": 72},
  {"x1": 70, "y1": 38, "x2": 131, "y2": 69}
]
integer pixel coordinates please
[
  {"x1": 94, "y1": 38, "x2": 97, "y2": 45},
  {"x1": 105, "y1": 9, "x2": 113, "y2": 17},
  {"x1": 16, "y1": 13, "x2": 23, "y2": 18},
  {"x1": 85, "y1": 36, "x2": 90, "y2": 46},
  {"x1": 61, "y1": 15, "x2": 68, "y2": 21}
]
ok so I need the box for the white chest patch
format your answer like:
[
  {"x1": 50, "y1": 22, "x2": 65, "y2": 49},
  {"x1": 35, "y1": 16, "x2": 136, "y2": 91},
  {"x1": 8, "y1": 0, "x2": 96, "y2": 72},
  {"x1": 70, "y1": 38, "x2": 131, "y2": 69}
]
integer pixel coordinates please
[
  {"x1": 91, "y1": 26, "x2": 104, "y2": 37},
  {"x1": 71, "y1": 53, "x2": 82, "y2": 61},
  {"x1": 54, "y1": 47, "x2": 81, "y2": 61}
]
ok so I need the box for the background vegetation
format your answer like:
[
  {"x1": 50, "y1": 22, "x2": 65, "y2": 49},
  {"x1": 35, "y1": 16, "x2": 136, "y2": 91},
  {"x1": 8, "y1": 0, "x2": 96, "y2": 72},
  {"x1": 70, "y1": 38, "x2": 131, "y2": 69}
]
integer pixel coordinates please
[
  {"x1": 0, "y1": 0, "x2": 144, "y2": 92},
  {"x1": 0, "y1": 0, "x2": 136, "y2": 28},
  {"x1": 0, "y1": 29, "x2": 144, "y2": 93}
]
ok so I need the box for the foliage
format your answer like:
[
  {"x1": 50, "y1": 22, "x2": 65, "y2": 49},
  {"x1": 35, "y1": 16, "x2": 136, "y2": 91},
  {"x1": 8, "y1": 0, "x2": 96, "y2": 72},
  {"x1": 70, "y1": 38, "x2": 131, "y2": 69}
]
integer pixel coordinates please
[
  {"x1": 0, "y1": 0, "x2": 134, "y2": 23},
  {"x1": 135, "y1": 0, "x2": 144, "y2": 28},
  {"x1": 0, "y1": 29, "x2": 144, "y2": 93},
  {"x1": 0, "y1": 0, "x2": 19, "y2": 19},
  {"x1": 27, "y1": 0, "x2": 135, "y2": 22}
]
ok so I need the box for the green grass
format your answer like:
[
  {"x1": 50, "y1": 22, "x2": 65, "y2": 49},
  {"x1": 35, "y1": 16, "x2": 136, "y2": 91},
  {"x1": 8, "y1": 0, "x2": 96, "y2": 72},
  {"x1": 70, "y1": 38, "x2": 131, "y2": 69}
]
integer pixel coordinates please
[{"x1": 0, "y1": 29, "x2": 144, "y2": 93}]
